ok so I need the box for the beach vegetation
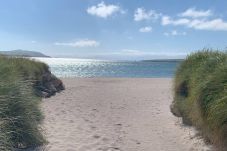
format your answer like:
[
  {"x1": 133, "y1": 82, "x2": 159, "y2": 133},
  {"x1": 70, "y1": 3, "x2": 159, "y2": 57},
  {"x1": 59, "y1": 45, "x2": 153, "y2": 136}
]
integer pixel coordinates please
[
  {"x1": 171, "y1": 50, "x2": 227, "y2": 149},
  {"x1": 0, "y1": 56, "x2": 48, "y2": 150}
]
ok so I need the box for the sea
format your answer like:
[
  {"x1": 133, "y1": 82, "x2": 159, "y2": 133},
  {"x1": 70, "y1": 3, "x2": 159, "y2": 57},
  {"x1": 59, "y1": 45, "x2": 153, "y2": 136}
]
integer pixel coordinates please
[{"x1": 33, "y1": 58, "x2": 182, "y2": 78}]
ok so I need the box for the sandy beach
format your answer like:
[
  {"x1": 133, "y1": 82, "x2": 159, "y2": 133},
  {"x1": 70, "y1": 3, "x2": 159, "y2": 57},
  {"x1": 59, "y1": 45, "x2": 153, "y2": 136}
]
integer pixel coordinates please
[{"x1": 41, "y1": 78, "x2": 211, "y2": 151}]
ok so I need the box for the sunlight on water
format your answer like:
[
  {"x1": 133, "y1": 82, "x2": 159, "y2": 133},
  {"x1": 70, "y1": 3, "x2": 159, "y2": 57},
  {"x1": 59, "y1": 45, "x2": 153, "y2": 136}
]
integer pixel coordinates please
[{"x1": 33, "y1": 57, "x2": 180, "y2": 78}]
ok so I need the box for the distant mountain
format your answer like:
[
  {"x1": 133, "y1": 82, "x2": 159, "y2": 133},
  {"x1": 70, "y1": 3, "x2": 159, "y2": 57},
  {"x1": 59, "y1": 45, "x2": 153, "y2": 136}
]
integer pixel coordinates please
[{"x1": 0, "y1": 50, "x2": 50, "y2": 57}]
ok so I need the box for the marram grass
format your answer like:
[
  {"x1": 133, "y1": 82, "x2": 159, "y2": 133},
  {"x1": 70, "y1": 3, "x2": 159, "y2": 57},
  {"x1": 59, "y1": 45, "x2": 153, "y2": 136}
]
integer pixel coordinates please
[
  {"x1": 172, "y1": 50, "x2": 227, "y2": 149},
  {"x1": 0, "y1": 56, "x2": 47, "y2": 150}
]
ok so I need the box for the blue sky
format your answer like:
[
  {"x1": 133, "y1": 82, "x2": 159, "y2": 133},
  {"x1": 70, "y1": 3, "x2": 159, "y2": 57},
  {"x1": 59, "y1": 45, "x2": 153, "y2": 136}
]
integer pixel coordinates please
[{"x1": 0, "y1": 0, "x2": 227, "y2": 60}]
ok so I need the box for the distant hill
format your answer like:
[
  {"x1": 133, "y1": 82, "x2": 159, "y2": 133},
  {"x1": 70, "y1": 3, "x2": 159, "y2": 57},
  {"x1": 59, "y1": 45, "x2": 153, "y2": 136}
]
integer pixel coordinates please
[
  {"x1": 141, "y1": 59, "x2": 184, "y2": 62},
  {"x1": 0, "y1": 50, "x2": 50, "y2": 58}
]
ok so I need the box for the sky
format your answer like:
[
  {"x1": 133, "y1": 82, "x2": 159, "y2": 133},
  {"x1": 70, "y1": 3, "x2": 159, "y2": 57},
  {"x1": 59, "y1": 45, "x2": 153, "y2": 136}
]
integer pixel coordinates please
[{"x1": 0, "y1": 0, "x2": 227, "y2": 60}]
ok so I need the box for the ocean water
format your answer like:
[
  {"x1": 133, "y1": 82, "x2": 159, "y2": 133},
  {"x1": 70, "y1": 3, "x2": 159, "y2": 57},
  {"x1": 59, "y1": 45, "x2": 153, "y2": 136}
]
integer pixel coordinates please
[{"x1": 34, "y1": 58, "x2": 181, "y2": 78}]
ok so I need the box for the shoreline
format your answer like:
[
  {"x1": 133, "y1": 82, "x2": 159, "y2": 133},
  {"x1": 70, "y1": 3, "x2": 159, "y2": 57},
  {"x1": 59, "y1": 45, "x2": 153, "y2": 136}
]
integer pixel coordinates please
[{"x1": 40, "y1": 78, "x2": 212, "y2": 151}]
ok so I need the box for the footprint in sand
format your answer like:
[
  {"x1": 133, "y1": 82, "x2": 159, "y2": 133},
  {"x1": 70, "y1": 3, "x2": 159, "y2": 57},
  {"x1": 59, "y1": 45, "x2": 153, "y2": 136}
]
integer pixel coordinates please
[
  {"x1": 115, "y1": 123, "x2": 122, "y2": 126},
  {"x1": 131, "y1": 139, "x2": 141, "y2": 145},
  {"x1": 83, "y1": 118, "x2": 93, "y2": 124},
  {"x1": 93, "y1": 134, "x2": 101, "y2": 139},
  {"x1": 92, "y1": 108, "x2": 99, "y2": 112},
  {"x1": 97, "y1": 147, "x2": 121, "y2": 151},
  {"x1": 108, "y1": 147, "x2": 121, "y2": 151}
]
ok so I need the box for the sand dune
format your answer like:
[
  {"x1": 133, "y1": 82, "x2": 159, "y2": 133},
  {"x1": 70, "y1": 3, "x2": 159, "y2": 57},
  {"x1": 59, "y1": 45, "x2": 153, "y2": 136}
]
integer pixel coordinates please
[{"x1": 40, "y1": 78, "x2": 212, "y2": 151}]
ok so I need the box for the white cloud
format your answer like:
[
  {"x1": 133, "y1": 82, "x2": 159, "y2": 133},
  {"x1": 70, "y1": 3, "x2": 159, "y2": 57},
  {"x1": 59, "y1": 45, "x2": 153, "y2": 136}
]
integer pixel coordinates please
[
  {"x1": 139, "y1": 26, "x2": 152, "y2": 32},
  {"x1": 161, "y1": 16, "x2": 171, "y2": 25},
  {"x1": 161, "y1": 16, "x2": 190, "y2": 26},
  {"x1": 161, "y1": 7, "x2": 227, "y2": 31},
  {"x1": 55, "y1": 40, "x2": 100, "y2": 47},
  {"x1": 87, "y1": 2, "x2": 122, "y2": 18},
  {"x1": 180, "y1": 8, "x2": 212, "y2": 18},
  {"x1": 162, "y1": 15, "x2": 227, "y2": 31},
  {"x1": 164, "y1": 30, "x2": 187, "y2": 36},
  {"x1": 134, "y1": 8, "x2": 160, "y2": 21},
  {"x1": 188, "y1": 18, "x2": 227, "y2": 31}
]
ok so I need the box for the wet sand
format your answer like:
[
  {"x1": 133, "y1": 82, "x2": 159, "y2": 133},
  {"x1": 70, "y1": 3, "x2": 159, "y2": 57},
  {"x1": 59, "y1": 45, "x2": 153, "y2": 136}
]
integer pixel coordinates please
[{"x1": 41, "y1": 78, "x2": 211, "y2": 151}]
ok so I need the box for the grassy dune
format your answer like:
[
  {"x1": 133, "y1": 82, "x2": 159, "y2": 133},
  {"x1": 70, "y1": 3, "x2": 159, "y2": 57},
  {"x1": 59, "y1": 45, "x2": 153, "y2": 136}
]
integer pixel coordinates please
[
  {"x1": 171, "y1": 50, "x2": 227, "y2": 149},
  {"x1": 0, "y1": 56, "x2": 49, "y2": 150}
]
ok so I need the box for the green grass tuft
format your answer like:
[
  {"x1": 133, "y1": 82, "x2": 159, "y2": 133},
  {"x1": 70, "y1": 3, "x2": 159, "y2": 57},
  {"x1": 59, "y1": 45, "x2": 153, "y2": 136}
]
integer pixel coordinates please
[
  {"x1": 0, "y1": 56, "x2": 47, "y2": 150},
  {"x1": 172, "y1": 49, "x2": 227, "y2": 149}
]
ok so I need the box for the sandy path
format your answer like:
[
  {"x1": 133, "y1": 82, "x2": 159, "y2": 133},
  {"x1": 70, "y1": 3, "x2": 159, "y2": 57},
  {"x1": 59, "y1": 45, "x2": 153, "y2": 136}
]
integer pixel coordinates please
[{"x1": 41, "y1": 78, "x2": 212, "y2": 151}]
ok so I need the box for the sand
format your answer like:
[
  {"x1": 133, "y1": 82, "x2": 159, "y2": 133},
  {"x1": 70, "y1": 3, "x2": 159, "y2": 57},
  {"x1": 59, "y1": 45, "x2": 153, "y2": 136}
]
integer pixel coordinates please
[{"x1": 40, "y1": 78, "x2": 212, "y2": 151}]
